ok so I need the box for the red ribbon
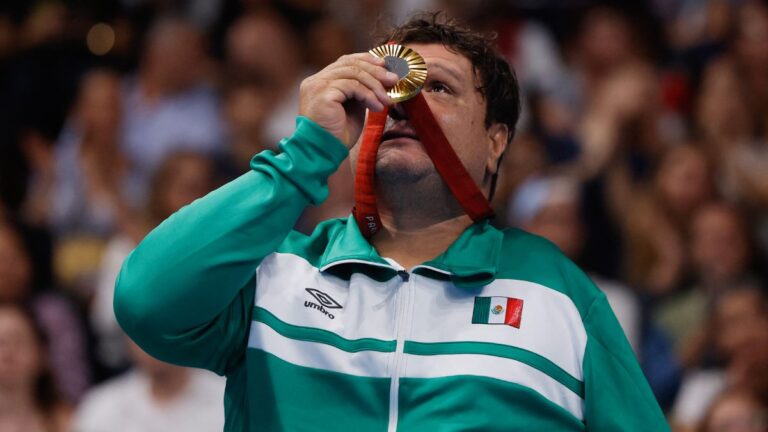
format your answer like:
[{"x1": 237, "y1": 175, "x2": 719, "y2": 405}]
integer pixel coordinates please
[
  {"x1": 352, "y1": 92, "x2": 495, "y2": 238},
  {"x1": 352, "y1": 109, "x2": 387, "y2": 236}
]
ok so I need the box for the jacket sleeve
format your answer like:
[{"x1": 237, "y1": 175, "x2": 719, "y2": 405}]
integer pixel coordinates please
[
  {"x1": 114, "y1": 117, "x2": 348, "y2": 375},
  {"x1": 582, "y1": 292, "x2": 670, "y2": 431}
]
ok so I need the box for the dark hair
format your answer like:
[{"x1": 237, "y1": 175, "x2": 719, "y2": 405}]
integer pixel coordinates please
[
  {"x1": 381, "y1": 12, "x2": 521, "y2": 198},
  {"x1": 0, "y1": 302, "x2": 62, "y2": 414},
  {"x1": 381, "y1": 12, "x2": 520, "y2": 142}
]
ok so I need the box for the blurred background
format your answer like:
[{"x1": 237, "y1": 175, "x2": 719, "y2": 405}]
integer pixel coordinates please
[{"x1": 0, "y1": 0, "x2": 767, "y2": 431}]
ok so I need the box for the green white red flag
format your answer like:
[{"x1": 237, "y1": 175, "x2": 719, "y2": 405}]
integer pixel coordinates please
[{"x1": 472, "y1": 296, "x2": 523, "y2": 328}]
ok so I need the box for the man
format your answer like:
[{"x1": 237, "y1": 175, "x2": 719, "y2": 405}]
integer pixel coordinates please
[{"x1": 115, "y1": 14, "x2": 669, "y2": 431}]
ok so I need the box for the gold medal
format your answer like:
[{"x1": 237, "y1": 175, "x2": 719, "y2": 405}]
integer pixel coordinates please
[{"x1": 369, "y1": 44, "x2": 427, "y2": 102}]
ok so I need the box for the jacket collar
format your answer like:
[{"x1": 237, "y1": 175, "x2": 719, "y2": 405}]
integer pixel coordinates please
[{"x1": 319, "y1": 215, "x2": 503, "y2": 288}]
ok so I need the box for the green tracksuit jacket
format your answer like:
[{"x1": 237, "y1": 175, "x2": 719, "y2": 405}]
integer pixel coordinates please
[{"x1": 114, "y1": 116, "x2": 670, "y2": 431}]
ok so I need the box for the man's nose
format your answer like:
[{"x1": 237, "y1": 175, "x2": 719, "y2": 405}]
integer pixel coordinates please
[{"x1": 387, "y1": 102, "x2": 408, "y2": 121}]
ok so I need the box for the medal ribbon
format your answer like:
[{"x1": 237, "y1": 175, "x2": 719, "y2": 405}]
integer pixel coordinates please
[{"x1": 352, "y1": 92, "x2": 495, "y2": 238}]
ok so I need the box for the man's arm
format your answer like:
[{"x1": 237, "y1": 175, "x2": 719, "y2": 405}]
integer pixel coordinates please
[
  {"x1": 114, "y1": 117, "x2": 348, "y2": 374},
  {"x1": 582, "y1": 292, "x2": 671, "y2": 431},
  {"x1": 114, "y1": 52, "x2": 396, "y2": 375}
]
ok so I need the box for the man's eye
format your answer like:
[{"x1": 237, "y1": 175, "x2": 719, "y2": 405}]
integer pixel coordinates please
[{"x1": 428, "y1": 82, "x2": 451, "y2": 94}]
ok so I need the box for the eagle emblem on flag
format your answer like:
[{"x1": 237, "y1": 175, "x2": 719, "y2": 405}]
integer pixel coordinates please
[{"x1": 472, "y1": 296, "x2": 524, "y2": 328}]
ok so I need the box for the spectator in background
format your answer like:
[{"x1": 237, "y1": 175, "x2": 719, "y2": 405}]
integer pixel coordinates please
[
  {"x1": 558, "y1": 6, "x2": 649, "y2": 127},
  {"x1": 690, "y1": 204, "x2": 758, "y2": 301},
  {"x1": 661, "y1": 0, "x2": 734, "y2": 56},
  {"x1": 30, "y1": 72, "x2": 125, "y2": 304},
  {"x1": 726, "y1": 0, "x2": 768, "y2": 261},
  {"x1": 220, "y1": 75, "x2": 272, "y2": 177},
  {"x1": 699, "y1": 387, "x2": 768, "y2": 432},
  {"x1": 615, "y1": 145, "x2": 714, "y2": 295},
  {"x1": 122, "y1": 17, "x2": 224, "y2": 205},
  {"x1": 672, "y1": 285, "x2": 768, "y2": 430},
  {"x1": 577, "y1": 63, "x2": 667, "y2": 179},
  {"x1": 91, "y1": 151, "x2": 216, "y2": 373},
  {"x1": 225, "y1": 11, "x2": 303, "y2": 145},
  {"x1": 568, "y1": 55, "x2": 676, "y2": 280},
  {"x1": 696, "y1": 58, "x2": 751, "y2": 155},
  {"x1": 493, "y1": 11, "x2": 569, "y2": 103},
  {"x1": 694, "y1": 50, "x2": 768, "y2": 261},
  {"x1": 74, "y1": 340, "x2": 224, "y2": 432},
  {"x1": 656, "y1": 203, "x2": 758, "y2": 362},
  {"x1": 697, "y1": 59, "x2": 768, "y2": 211},
  {"x1": 52, "y1": 69, "x2": 127, "y2": 238},
  {"x1": 0, "y1": 220, "x2": 90, "y2": 403},
  {"x1": 482, "y1": 5, "x2": 576, "y2": 162},
  {"x1": 0, "y1": 303, "x2": 71, "y2": 432},
  {"x1": 732, "y1": 1, "x2": 768, "y2": 138}
]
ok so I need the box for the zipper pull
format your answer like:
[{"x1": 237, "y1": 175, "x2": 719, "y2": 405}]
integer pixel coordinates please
[{"x1": 397, "y1": 270, "x2": 410, "y2": 282}]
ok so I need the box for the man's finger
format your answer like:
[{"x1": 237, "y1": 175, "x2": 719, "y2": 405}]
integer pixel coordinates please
[
  {"x1": 337, "y1": 52, "x2": 386, "y2": 67},
  {"x1": 327, "y1": 79, "x2": 385, "y2": 112},
  {"x1": 322, "y1": 57, "x2": 400, "y2": 88},
  {"x1": 323, "y1": 66, "x2": 395, "y2": 106},
  {"x1": 319, "y1": 53, "x2": 383, "y2": 75},
  {"x1": 342, "y1": 57, "x2": 401, "y2": 86}
]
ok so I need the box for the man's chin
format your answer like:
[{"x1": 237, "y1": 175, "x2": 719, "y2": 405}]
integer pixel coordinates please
[{"x1": 375, "y1": 153, "x2": 434, "y2": 186}]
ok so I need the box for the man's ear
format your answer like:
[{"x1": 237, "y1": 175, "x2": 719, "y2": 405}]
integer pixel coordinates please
[{"x1": 486, "y1": 122, "x2": 509, "y2": 174}]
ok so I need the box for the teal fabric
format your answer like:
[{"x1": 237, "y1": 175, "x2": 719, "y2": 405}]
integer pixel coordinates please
[
  {"x1": 404, "y1": 340, "x2": 585, "y2": 397},
  {"x1": 114, "y1": 116, "x2": 669, "y2": 431},
  {"x1": 398, "y1": 376, "x2": 587, "y2": 431},
  {"x1": 246, "y1": 350, "x2": 390, "y2": 432},
  {"x1": 253, "y1": 306, "x2": 396, "y2": 353}
]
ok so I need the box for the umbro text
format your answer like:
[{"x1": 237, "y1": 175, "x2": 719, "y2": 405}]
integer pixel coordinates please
[{"x1": 304, "y1": 301, "x2": 335, "y2": 319}]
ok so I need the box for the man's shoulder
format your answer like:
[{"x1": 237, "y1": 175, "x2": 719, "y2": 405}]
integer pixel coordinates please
[
  {"x1": 498, "y1": 226, "x2": 564, "y2": 259},
  {"x1": 275, "y1": 217, "x2": 348, "y2": 268},
  {"x1": 495, "y1": 227, "x2": 600, "y2": 318}
]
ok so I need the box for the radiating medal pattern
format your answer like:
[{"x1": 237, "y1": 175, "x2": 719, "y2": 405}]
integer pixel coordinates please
[{"x1": 369, "y1": 44, "x2": 427, "y2": 102}]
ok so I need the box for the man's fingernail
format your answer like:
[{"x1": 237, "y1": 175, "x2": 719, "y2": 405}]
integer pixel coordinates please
[{"x1": 386, "y1": 72, "x2": 399, "y2": 81}]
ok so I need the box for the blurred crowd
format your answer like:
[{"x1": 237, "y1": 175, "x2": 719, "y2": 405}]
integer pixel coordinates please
[{"x1": 0, "y1": 0, "x2": 767, "y2": 431}]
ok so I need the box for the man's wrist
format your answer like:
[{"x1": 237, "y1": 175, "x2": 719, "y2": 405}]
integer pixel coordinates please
[{"x1": 293, "y1": 116, "x2": 349, "y2": 163}]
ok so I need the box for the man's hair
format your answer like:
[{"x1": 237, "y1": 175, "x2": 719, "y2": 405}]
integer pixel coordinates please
[
  {"x1": 381, "y1": 12, "x2": 521, "y2": 144},
  {"x1": 380, "y1": 13, "x2": 520, "y2": 199}
]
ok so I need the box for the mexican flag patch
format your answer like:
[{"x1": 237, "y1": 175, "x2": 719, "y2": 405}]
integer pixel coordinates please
[{"x1": 472, "y1": 296, "x2": 523, "y2": 328}]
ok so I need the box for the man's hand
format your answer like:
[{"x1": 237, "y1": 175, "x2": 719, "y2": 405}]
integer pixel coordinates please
[{"x1": 299, "y1": 53, "x2": 398, "y2": 148}]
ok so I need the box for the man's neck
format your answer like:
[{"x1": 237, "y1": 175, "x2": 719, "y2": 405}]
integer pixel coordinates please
[
  {"x1": 371, "y1": 212, "x2": 472, "y2": 270},
  {"x1": 370, "y1": 175, "x2": 475, "y2": 269}
]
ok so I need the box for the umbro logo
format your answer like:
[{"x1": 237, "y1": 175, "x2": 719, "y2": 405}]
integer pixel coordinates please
[
  {"x1": 306, "y1": 288, "x2": 342, "y2": 308},
  {"x1": 304, "y1": 288, "x2": 342, "y2": 319}
]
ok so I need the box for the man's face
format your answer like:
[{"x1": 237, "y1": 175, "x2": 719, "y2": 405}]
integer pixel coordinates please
[{"x1": 350, "y1": 43, "x2": 507, "y2": 192}]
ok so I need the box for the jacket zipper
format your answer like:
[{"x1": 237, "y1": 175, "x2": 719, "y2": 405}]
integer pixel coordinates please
[
  {"x1": 321, "y1": 259, "x2": 448, "y2": 430},
  {"x1": 387, "y1": 269, "x2": 412, "y2": 432}
]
